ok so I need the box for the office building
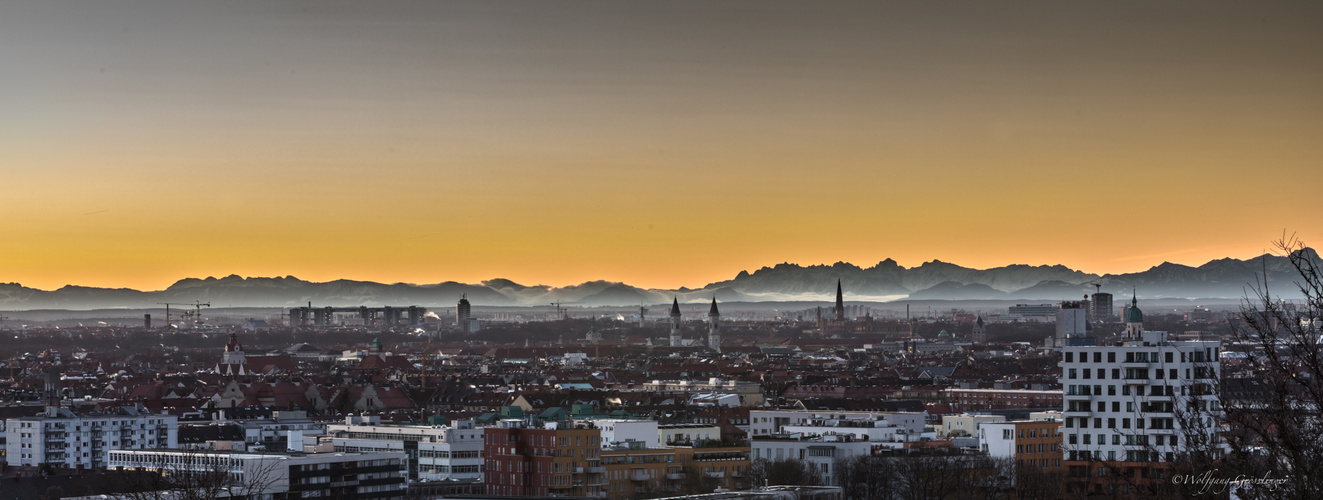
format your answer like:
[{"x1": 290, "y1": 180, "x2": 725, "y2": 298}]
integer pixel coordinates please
[{"x1": 109, "y1": 449, "x2": 406, "y2": 499}]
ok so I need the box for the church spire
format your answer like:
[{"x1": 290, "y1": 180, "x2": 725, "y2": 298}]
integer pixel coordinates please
[{"x1": 834, "y1": 279, "x2": 845, "y2": 321}]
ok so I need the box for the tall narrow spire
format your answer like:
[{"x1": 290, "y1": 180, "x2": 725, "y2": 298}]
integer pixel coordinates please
[
  {"x1": 708, "y1": 297, "x2": 721, "y2": 353},
  {"x1": 669, "y1": 297, "x2": 683, "y2": 347},
  {"x1": 834, "y1": 279, "x2": 845, "y2": 321}
]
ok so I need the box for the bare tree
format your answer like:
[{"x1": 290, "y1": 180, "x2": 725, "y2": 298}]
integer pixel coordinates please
[
  {"x1": 748, "y1": 458, "x2": 820, "y2": 488},
  {"x1": 1222, "y1": 235, "x2": 1323, "y2": 500},
  {"x1": 118, "y1": 451, "x2": 284, "y2": 500},
  {"x1": 834, "y1": 454, "x2": 899, "y2": 500}
]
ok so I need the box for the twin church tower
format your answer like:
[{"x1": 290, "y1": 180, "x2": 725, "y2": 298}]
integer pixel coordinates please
[{"x1": 668, "y1": 297, "x2": 721, "y2": 352}]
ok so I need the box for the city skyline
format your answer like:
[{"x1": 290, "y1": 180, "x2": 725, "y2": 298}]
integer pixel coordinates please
[{"x1": 3, "y1": 1, "x2": 1321, "y2": 291}]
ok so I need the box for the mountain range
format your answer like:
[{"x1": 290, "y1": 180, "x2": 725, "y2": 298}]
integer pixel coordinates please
[{"x1": 0, "y1": 249, "x2": 1317, "y2": 310}]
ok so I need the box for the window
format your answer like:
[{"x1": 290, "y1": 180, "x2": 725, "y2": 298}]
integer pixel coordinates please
[
  {"x1": 1094, "y1": 352, "x2": 1102, "y2": 363},
  {"x1": 1065, "y1": 352, "x2": 1074, "y2": 363},
  {"x1": 1108, "y1": 352, "x2": 1116, "y2": 363},
  {"x1": 1083, "y1": 369, "x2": 1091, "y2": 379},
  {"x1": 1069, "y1": 369, "x2": 1077, "y2": 380}
]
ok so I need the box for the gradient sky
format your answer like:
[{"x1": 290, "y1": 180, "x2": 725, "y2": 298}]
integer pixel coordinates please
[{"x1": 2, "y1": 1, "x2": 1321, "y2": 291}]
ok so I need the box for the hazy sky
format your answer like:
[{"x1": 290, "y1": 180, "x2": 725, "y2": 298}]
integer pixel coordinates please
[{"x1": 2, "y1": 1, "x2": 1321, "y2": 291}]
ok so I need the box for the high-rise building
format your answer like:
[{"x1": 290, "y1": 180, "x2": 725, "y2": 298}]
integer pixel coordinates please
[
  {"x1": 457, "y1": 294, "x2": 472, "y2": 334},
  {"x1": 1056, "y1": 301, "x2": 1088, "y2": 340},
  {"x1": 1059, "y1": 296, "x2": 1223, "y2": 493},
  {"x1": 707, "y1": 298, "x2": 721, "y2": 353},
  {"x1": 1092, "y1": 292, "x2": 1115, "y2": 322}
]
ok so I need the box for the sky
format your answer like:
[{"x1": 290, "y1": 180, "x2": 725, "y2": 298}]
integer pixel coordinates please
[{"x1": 2, "y1": 1, "x2": 1321, "y2": 291}]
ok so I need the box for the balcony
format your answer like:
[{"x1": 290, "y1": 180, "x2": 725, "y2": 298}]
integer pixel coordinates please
[
  {"x1": 586, "y1": 466, "x2": 606, "y2": 473},
  {"x1": 665, "y1": 473, "x2": 685, "y2": 480},
  {"x1": 573, "y1": 467, "x2": 585, "y2": 474},
  {"x1": 706, "y1": 471, "x2": 725, "y2": 478},
  {"x1": 630, "y1": 472, "x2": 650, "y2": 482}
]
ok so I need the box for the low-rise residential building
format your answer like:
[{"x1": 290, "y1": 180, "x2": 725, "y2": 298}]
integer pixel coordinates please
[
  {"x1": 979, "y1": 418, "x2": 1064, "y2": 470},
  {"x1": 747, "y1": 410, "x2": 925, "y2": 437},
  {"x1": 751, "y1": 434, "x2": 870, "y2": 486},
  {"x1": 640, "y1": 379, "x2": 765, "y2": 407},
  {"x1": 945, "y1": 388, "x2": 1063, "y2": 410},
  {"x1": 939, "y1": 413, "x2": 1007, "y2": 438},
  {"x1": 108, "y1": 449, "x2": 406, "y2": 499},
  {"x1": 323, "y1": 415, "x2": 485, "y2": 482}
]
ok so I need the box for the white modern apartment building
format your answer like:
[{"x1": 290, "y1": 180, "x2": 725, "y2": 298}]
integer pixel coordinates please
[
  {"x1": 747, "y1": 410, "x2": 926, "y2": 437},
  {"x1": 323, "y1": 415, "x2": 484, "y2": 482},
  {"x1": 751, "y1": 434, "x2": 871, "y2": 486},
  {"x1": 596, "y1": 419, "x2": 659, "y2": 448},
  {"x1": 939, "y1": 414, "x2": 1007, "y2": 438},
  {"x1": 5, "y1": 406, "x2": 178, "y2": 470},
  {"x1": 1059, "y1": 298, "x2": 1222, "y2": 465},
  {"x1": 782, "y1": 417, "x2": 934, "y2": 450},
  {"x1": 108, "y1": 449, "x2": 406, "y2": 499}
]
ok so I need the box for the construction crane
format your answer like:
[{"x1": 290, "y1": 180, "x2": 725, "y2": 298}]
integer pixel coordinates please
[
  {"x1": 0, "y1": 315, "x2": 7, "y2": 332},
  {"x1": 157, "y1": 301, "x2": 210, "y2": 328},
  {"x1": 550, "y1": 302, "x2": 566, "y2": 321},
  {"x1": 156, "y1": 303, "x2": 191, "y2": 327},
  {"x1": 190, "y1": 301, "x2": 211, "y2": 326}
]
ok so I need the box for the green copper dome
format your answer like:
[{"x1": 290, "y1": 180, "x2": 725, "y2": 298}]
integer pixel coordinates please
[
  {"x1": 1126, "y1": 295, "x2": 1143, "y2": 323},
  {"x1": 938, "y1": 329, "x2": 951, "y2": 338}
]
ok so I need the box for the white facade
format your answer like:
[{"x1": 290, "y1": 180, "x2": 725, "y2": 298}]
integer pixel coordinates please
[
  {"x1": 658, "y1": 424, "x2": 721, "y2": 446},
  {"x1": 747, "y1": 410, "x2": 926, "y2": 437},
  {"x1": 227, "y1": 410, "x2": 325, "y2": 451},
  {"x1": 977, "y1": 422, "x2": 1019, "y2": 459},
  {"x1": 5, "y1": 407, "x2": 178, "y2": 470},
  {"x1": 323, "y1": 417, "x2": 484, "y2": 482},
  {"x1": 596, "y1": 419, "x2": 659, "y2": 449},
  {"x1": 751, "y1": 435, "x2": 871, "y2": 486},
  {"x1": 1060, "y1": 330, "x2": 1222, "y2": 463},
  {"x1": 108, "y1": 449, "x2": 405, "y2": 498},
  {"x1": 939, "y1": 414, "x2": 1006, "y2": 438}
]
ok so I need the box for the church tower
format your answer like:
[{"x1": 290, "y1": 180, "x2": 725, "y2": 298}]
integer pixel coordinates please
[
  {"x1": 586, "y1": 316, "x2": 602, "y2": 342},
  {"x1": 1124, "y1": 291, "x2": 1144, "y2": 339},
  {"x1": 834, "y1": 279, "x2": 845, "y2": 321},
  {"x1": 669, "y1": 297, "x2": 683, "y2": 347},
  {"x1": 708, "y1": 298, "x2": 721, "y2": 353},
  {"x1": 218, "y1": 332, "x2": 247, "y2": 376},
  {"x1": 972, "y1": 316, "x2": 987, "y2": 343}
]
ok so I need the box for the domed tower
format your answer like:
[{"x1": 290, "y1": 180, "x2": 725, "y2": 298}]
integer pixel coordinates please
[
  {"x1": 1124, "y1": 291, "x2": 1144, "y2": 339},
  {"x1": 669, "y1": 297, "x2": 683, "y2": 347},
  {"x1": 708, "y1": 298, "x2": 721, "y2": 353}
]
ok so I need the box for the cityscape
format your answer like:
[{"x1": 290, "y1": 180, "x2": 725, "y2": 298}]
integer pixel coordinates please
[{"x1": 4, "y1": 1, "x2": 1323, "y2": 500}]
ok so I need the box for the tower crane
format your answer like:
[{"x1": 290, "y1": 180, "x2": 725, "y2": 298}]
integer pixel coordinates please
[
  {"x1": 190, "y1": 300, "x2": 211, "y2": 326},
  {"x1": 551, "y1": 302, "x2": 566, "y2": 321},
  {"x1": 157, "y1": 303, "x2": 190, "y2": 327},
  {"x1": 157, "y1": 301, "x2": 211, "y2": 328}
]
